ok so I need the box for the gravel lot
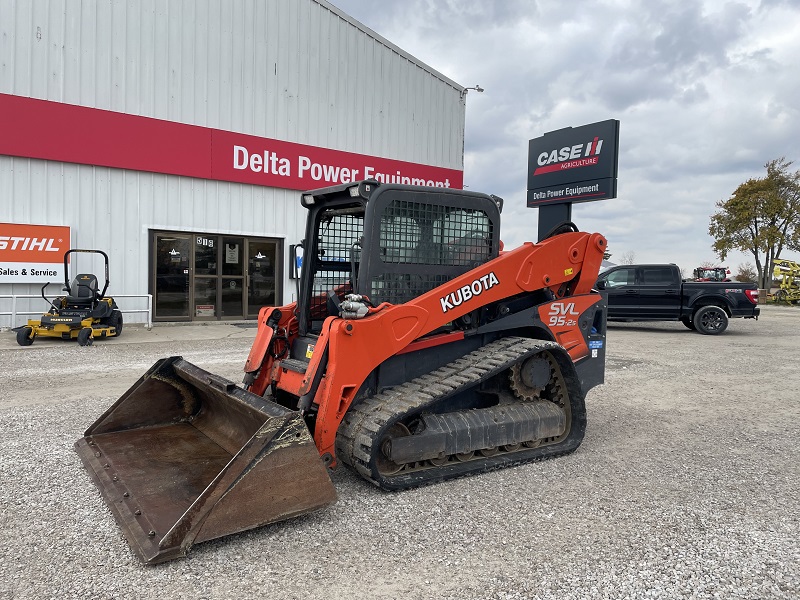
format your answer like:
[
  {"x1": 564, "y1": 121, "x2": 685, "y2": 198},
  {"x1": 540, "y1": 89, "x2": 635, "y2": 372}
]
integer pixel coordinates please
[{"x1": 1, "y1": 307, "x2": 798, "y2": 600}]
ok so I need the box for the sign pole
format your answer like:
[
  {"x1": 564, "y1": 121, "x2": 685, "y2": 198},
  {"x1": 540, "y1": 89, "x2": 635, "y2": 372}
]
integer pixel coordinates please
[{"x1": 537, "y1": 204, "x2": 572, "y2": 242}]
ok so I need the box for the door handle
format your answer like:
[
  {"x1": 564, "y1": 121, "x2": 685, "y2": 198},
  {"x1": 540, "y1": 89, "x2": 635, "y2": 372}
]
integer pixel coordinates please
[{"x1": 625, "y1": 290, "x2": 637, "y2": 294}]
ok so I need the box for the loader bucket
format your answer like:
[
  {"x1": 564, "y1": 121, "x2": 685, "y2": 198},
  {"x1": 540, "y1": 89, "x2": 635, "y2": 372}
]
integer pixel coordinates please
[{"x1": 74, "y1": 357, "x2": 337, "y2": 564}]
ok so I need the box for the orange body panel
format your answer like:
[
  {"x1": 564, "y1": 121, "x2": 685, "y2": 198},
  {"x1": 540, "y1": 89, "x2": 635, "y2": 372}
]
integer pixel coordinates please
[
  {"x1": 245, "y1": 231, "x2": 607, "y2": 464},
  {"x1": 536, "y1": 295, "x2": 603, "y2": 361},
  {"x1": 245, "y1": 302, "x2": 297, "y2": 397},
  {"x1": 316, "y1": 231, "x2": 605, "y2": 461}
]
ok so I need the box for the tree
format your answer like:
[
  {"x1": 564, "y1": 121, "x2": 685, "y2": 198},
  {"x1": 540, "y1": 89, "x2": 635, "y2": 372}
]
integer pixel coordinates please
[
  {"x1": 620, "y1": 251, "x2": 636, "y2": 265},
  {"x1": 734, "y1": 262, "x2": 757, "y2": 283},
  {"x1": 709, "y1": 157, "x2": 800, "y2": 289}
]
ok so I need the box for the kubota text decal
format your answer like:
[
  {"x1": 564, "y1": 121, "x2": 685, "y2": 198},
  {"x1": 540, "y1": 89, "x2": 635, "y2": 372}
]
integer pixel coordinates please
[{"x1": 440, "y1": 272, "x2": 500, "y2": 313}]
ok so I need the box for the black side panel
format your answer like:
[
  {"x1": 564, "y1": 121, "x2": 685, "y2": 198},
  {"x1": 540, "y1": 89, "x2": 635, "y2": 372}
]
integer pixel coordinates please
[
  {"x1": 376, "y1": 336, "x2": 487, "y2": 391},
  {"x1": 575, "y1": 296, "x2": 607, "y2": 392}
]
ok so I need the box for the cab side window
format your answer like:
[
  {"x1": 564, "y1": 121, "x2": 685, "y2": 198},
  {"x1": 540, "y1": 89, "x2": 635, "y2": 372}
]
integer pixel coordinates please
[
  {"x1": 605, "y1": 267, "x2": 635, "y2": 288},
  {"x1": 641, "y1": 267, "x2": 675, "y2": 285}
]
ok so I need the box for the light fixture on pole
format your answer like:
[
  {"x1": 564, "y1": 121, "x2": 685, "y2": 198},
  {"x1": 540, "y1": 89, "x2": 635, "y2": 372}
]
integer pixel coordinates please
[{"x1": 460, "y1": 85, "x2": 484, "y2": 99}]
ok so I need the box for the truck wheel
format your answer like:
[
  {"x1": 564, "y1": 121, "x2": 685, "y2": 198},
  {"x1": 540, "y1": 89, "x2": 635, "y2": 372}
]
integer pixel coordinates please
[
  {"x1": 680, "y1": 317, "x2": 696, "y2": 330},
  {"x1": 692, "y1": 305, "x2": 728, "y2": 335}
]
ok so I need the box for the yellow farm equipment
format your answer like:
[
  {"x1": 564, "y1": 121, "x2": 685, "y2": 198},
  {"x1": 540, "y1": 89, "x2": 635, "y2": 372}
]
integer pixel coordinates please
[{"x1": 773, "y1": 258, "x2": 800, "y2": 304}]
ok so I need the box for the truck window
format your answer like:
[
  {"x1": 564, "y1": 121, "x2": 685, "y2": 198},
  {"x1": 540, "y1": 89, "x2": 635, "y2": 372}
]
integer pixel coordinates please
[
  {"x1": 641, "y1": 267, "x2": 675, "y2": 286},
  {"x1": 605, "y1": 267, "x2": 635, "y2": 287}
]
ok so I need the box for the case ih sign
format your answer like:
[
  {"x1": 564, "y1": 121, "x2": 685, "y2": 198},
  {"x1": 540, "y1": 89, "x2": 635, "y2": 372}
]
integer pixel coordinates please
[
  {"x1": 527, "y1": 119, "x2": 619, "y2": 207},
  {"x1": 0, "y1": 94, "x2": 462, "y2": 191}
]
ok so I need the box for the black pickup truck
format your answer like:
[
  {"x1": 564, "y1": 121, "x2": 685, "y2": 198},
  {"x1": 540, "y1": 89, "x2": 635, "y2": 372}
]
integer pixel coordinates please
[{"x1": 596, "y1": 263, "x2": 760, "y2": 334}]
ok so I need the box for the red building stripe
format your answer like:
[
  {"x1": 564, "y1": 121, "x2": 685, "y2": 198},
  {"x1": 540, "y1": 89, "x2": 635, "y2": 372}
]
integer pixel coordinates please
[{"x1": 0, "y1": 93, "x2": 462, "y2": 191}]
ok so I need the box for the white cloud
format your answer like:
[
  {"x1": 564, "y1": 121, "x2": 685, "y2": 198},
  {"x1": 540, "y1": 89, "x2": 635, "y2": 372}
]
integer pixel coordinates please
[{"x1": 330, "y1": 0, "x2": 800, "y2": 274}]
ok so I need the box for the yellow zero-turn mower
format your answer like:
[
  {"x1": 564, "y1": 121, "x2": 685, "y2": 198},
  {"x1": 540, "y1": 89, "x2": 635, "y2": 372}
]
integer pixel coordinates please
[{"x1": 16, "y1": 249, "x2": 123, "y2": 347}]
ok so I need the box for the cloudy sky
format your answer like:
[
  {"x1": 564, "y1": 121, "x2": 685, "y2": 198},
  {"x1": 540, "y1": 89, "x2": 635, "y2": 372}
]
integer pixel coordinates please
[{"x1": 330, "y1": 0, "x2": 800, "y2": 275}]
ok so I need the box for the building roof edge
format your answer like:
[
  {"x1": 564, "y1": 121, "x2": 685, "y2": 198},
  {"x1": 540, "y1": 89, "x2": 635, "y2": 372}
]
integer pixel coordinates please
[{"x1": 314, "y1": 0, "x2": 464, "y2": 92}]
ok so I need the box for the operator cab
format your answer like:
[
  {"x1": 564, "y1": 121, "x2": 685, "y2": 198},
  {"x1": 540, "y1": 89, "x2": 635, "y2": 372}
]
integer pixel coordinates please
[{"x1": 296, "y1": 180, "x2": 503, "y2": 337}]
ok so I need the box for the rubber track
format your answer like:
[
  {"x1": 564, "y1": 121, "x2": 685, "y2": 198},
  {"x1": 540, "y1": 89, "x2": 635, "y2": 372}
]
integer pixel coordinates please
[{"x1": 335, "y1": 336, "x2": 586, "y2": 490}]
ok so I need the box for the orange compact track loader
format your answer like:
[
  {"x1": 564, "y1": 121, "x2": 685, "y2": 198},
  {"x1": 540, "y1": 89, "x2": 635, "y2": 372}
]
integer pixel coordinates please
[{"x1": 75, "y1": 181, "x2": 608, "y2": 564}]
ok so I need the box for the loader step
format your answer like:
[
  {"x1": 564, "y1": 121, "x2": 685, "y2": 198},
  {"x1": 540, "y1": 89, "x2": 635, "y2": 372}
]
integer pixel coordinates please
[{"x1": 280, "y1": 358, "x2": 309, "y2": 373}]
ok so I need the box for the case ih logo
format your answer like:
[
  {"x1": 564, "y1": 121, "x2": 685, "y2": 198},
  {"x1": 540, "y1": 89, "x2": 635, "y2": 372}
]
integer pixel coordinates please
[{"x1": 532, "y1": 137, "x2": 604, "y2": 176}]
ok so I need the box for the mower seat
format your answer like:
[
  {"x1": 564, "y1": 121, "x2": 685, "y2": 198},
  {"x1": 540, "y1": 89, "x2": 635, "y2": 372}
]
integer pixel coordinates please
[{"x1": 66, "y1": 274, "x2": 100, "y2": 306}]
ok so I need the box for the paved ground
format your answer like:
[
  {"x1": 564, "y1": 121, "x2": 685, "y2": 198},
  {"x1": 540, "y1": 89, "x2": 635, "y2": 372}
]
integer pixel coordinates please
[{"x1": 0, "y1": 307, "x2": 798, "y2": 599}]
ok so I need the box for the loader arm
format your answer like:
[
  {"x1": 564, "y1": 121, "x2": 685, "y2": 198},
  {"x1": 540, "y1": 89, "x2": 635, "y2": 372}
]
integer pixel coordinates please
[
  {"x1": 243, "y1": 303, "x2": 298, "y2": 396},
  {"x1": 309, "y1": 230, "x2": 607, "y2": 461}
]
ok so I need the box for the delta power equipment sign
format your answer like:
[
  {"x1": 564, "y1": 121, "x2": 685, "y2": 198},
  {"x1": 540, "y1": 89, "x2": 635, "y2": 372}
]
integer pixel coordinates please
[
  {"x1": 527, "y1": 119, "x2": 619, "y2": 207},
  {"x1": 0, "y1": 223, "x2": 71, "y2": 283},
  {"x1": 0, "y1": 94, "x2": 463, "y2": 191}
]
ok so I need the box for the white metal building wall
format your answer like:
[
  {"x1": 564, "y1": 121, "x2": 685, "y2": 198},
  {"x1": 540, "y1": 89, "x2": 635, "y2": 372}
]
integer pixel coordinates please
[{"x1": 0, "y1": 0, "x2": 466, "y2": 325}]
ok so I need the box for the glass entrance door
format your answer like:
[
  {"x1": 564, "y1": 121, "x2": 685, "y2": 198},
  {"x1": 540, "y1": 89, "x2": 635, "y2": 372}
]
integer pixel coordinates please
[
  {"x1": 192, "y1": 235, "x2": 245, "y2": 320},
  {"x1": 247, "y1": 240, "x2": 279, "y2": 317},
  {"x1": 221, "y1": 237, "x2": 244, "y2": 319},
  {"x1": 152, "y1": 230, "x2": 280, "y2": 322},
  {"x1": 193, "y1": 234, "x2": 218, "y2": 319},
  {"x1": 155, "y1": 234, "x2": 191, "y2": 319}
]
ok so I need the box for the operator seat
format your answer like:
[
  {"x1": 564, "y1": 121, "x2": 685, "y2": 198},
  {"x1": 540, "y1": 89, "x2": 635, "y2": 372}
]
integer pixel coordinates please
[{"x1": 66, "y1": 274, "x2": 100, "y2": 307}]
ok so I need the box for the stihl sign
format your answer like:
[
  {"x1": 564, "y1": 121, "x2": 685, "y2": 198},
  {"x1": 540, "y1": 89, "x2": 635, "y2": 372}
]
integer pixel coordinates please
[
  {"x1": 0, "y1": 94, "x2": 463, "y2": 191},
  {"x1": 0, "y1": 223, "x2": 70, "y2": 283},
  {"x1": 527, "y1": 119, "x2": 619, "y2": 207},
  {"x1": 0, "y1": 236, "x2": 62, "y2": 253}
]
